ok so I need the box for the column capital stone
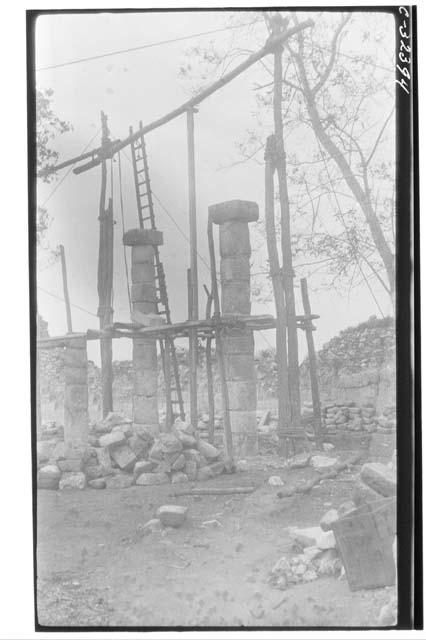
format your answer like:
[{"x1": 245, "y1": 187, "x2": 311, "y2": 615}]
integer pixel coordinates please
[{"x1": 209, "y1": 200, "x2": 259, "y2": 225}]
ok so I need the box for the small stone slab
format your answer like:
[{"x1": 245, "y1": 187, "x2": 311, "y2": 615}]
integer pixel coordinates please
[
  {"x1": 159, "y1": 433, "x2": 183, "y2": 455},
  {"x1": 133, "y1": 459, "x2": 157, "y2": 479},
  {"x1": 360, "y1": 462, "x2": 396, "y2": 497},
  {"x1": 176, "y1": 432, "x2": 197, "y2": 448},
  {"x1": 88, "y1": 478, "x2": 106, "y2": 490},
  {"x1": 38, "y1": 465, "x2": 61, "y2": 490},
  {"x1": 185, "y1": 460, "x2": 197, "y2": 481},
  {"x1": 156, "y1": 505, "x2": 188, "y2": 527},
  {"x1": 320, "y1": 509, "x2": 339, "y2": 531},
  {"x1": 197, "y1": 440, "x2": 220, "y2": 460},
  {"x1": 98, "y1": 431, "x2": 126, "y2": 449},
  {"x1": 136, "y1": 472, "x2": 169, "y2": 486},
  {"x1": 58, "y1": 458, "x2": 83, "y2": 473},
  {"x1": 311, "y1": 455, "x2": 338, "y2": 471},
  {"x1": 110, "y1": 444, "x2": 137, "y2": 471},
  {"x1": 209, "y1": 200, "x2": 259, "y2": 225},
  {"x1": 171, "y1": 453, "x2": 186, "y2": 471},
  {"x1": 128, "y1": 435, "x2": 150, "y2": 459},
  {"x1": 171, "y1": 472, "x2": 189, "y2": 484},
  {"x1": 59, "y1": 472, "x2": 86, "y2": 490},
  {"x1": 123, "y1": 228, "x2": 163, "y2": 246}
]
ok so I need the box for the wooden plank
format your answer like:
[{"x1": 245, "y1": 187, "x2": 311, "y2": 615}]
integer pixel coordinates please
[
  {"x1": 59, "y1": 244, "x2": 73, "y2": 333},
  {"x1": 42, "y1": 21, "x2": 314, "y2": 178},
  {"x1": 300, "y1": 277, "x2": 323, "y2": 447},
  {"x1": 264, "y1": 135, "x2": 291, "y2": 454},
  {"x1": 172, "y1": 486, "x2": 256, "y2": 497}
]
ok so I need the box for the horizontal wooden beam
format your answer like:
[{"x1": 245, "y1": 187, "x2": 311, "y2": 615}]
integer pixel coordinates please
[{"x1": 40, "y1": 20, "x2": 314, "y2": 178}]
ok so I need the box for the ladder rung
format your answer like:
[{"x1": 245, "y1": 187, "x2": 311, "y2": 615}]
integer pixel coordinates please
[{"x1": 141, "y1": 205, "x2": 150, "y2": 210}]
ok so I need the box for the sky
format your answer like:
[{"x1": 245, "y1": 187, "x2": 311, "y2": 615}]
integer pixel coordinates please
[{"x1": 35, "y1": 9, "x2": 395, "y2": 365}]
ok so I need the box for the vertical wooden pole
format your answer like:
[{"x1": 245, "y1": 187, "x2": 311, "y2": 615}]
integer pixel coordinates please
[
  {"x1": 186, "y1": 107, "x2": 199, "y2": 320},
  {"x1": 203, "y1": 284, "x2": 215, "y2": 445},
  {"x1": 264, "y1": 135, "x2": 290, "y2": 455},
  {"x1": 164, "y1": 336, "x2": 173, "y2": 432},
  {"x1": 273, "y1": 43, "x2": 301, "y2": 428},
  {"x1": 187, "y1": 269, "x2": 198, "y2": 429},
  {"x1": 59, "y1": 244, "x2": 73, "y2": 334},
  {"x1": 187, "y1": 107, "x2": 198, "y2": 429},
  {"x1": 97, "y1": 111, "x2": 114, "y2": 417},
  {"x1": 207, "y1": 217, "x2": 233, "y2": 462},
  {"x1": 300, "y1": 278, "x2": 322, "y2": 447}
]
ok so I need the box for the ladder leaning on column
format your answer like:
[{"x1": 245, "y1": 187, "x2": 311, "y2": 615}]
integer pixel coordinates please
[{"x1": 129, "y1": 121, "x2": 185, "y2": 423}]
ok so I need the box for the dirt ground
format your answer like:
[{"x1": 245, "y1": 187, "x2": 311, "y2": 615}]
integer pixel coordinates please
[{"x1": 36, "y1": 452, "x2": 395, "y2": 629}]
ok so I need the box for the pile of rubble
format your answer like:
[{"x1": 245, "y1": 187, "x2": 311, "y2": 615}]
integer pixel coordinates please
[
  {"x1": 268, "y1": 503, "x2": 357, "y2": 590},
  {"x1": 37, "y1": 413, "x2": 228, "y2": 491},
  {"x1": 319, "y1": 402, "x2": 396, "y2": 435}
]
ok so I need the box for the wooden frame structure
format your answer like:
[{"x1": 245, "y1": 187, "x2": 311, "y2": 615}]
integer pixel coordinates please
[{"x1": 37, "y1": 17, "x2": 324, "y2": 458}]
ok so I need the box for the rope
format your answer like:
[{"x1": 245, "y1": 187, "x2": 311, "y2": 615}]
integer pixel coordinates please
[
  {"x1": 118, "y1": 151, "x2": 132, "y2": 314},
  {"x1": 37, "y1": 286, "x2": 98, "y2": 318}
]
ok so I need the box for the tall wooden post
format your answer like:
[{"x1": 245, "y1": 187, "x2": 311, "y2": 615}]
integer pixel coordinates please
[
  {"x1": 97, "y1": 111, "x2": 114, "y2": 417},
  {"x1": 187, "y1": 107, "x2": 198, "y2": 429},
  {"x1": 273, "y1": 41, "x2": 301, "y2": 428},
  {"x1": 59, "y1": 244, "x2": 73, "y2": 334},
  {"x1": 264, "y1": 136, "x2": 291, "y2": 453},
  {"x1": 300, "y1": 278, "x2": 322, "y2": 447}
]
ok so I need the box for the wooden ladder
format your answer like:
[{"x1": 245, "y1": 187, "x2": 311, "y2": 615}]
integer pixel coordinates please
[{"x1": 130, "y1": 122, "x2": 185, "y2": 423}]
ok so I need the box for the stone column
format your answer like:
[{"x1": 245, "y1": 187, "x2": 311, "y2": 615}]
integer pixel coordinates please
[
  {"x1": 124, "y1": 229, "x2": 163, "y2": 437},
  {"x1": 63, "y1": 336, "x2": 89, "y2": 445},
  {"x1": 209, "y1": 200, "x2": 259, "y2": 457}
]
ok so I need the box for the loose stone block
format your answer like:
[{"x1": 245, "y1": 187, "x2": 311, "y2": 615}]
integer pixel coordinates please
[
  {"x1": 98, "y1": 431, "x2": 126, "y2": 449},
  {"x1": 58, "y1": 458, "x2": 83, "y2": 473},
  {"x1": 360, "y1": 462, "x2": 396, "y2": 496},
  {"x1": 185, "y1": 459, "x2": 197, "y2": 480},
  {"x1": 96, "y1": 447, "x2": 113, "y2": 474},
  {"x1": 128, "y1": 435, "x2": 150, "y2": 459},
  {"x1": 197, "y1": 440, "x2": 220, "y2": 460},
  {"x1": 133, "y1": 460, "x2": 157, "y2": 480},
  {"x1": 110, "y1": 444, "x2": 137, "y2": 471},
  {"x1": 59, "y1": 472, "x2": 86, "y2": 490},
  {"x1": 88, "y1": 478, "x2": 106, "y2": 490},
  {"x1": 320, "y1": 509, "x2": 339, "y2": 531},
  {"x1": 38, "y1": 465, "x2": 61, "y2": 490},
  {"x1": 171, "y1": 472, "x2": 189, "y2": 484},
  {"x1": 159, "y1": 433, "x2": 183, "y2": 454},
  {"x1": 156, "y1": 504, "x2": 188, "y2": 527},
  {"x1": 85, "y1": 464, "x2": 107, "y2": 480},
  {"x1": 171, "y1": 453, "x2": 186, "y2": 471},
  {"x1": 136, "y1": 472, "x2": 169, "y2": 486}
]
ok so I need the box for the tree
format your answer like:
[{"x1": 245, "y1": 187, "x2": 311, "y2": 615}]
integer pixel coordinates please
[
  {"x1": 179, "y1": 11, "x2": 395, "y2": 309},
  {"x1": 36, "y1": 88, "x2": 72, "y2": 246}
]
